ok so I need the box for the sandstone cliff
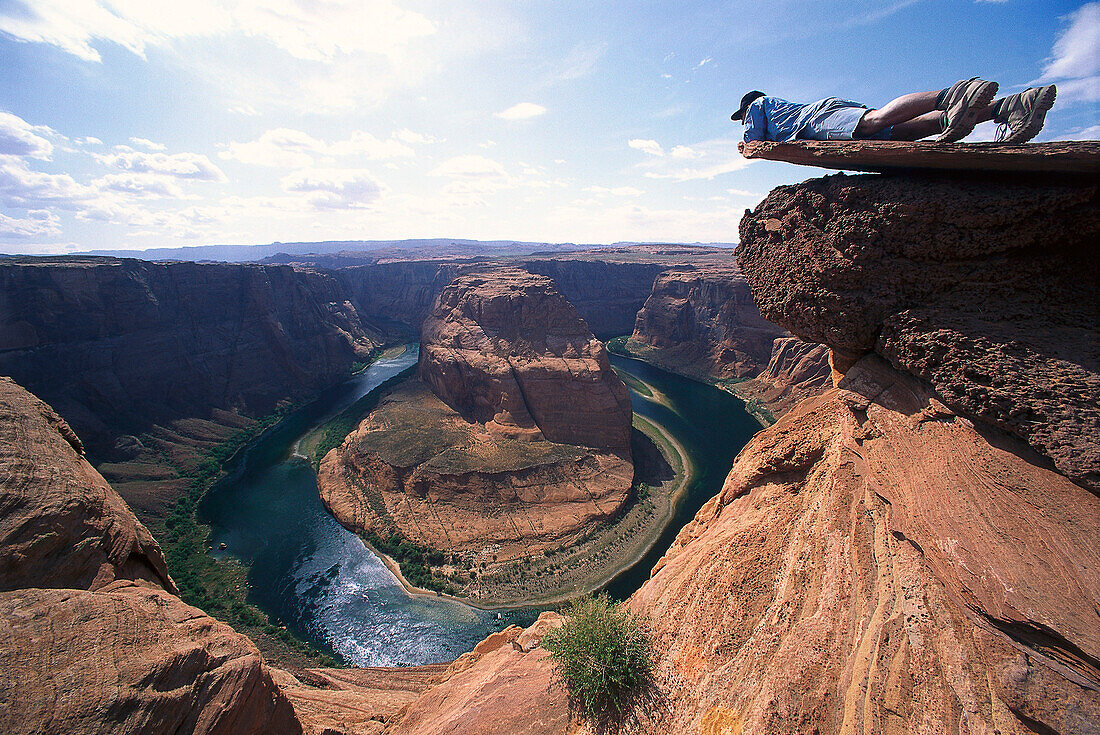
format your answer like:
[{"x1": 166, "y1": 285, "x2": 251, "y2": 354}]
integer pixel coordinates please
[
  {"x1": 628, "y1": 355, "x2": 1099, "y2": 734},
  {"x1": 0, "y1": 377, "x2": 301, "y2": 735},
  {"x1": 736, "y1": 173, "x2": 1099, "y2": 492},
  {"x1": 389, "y1": 169, "x2": 1099, "y2": 734},
  {"x1": 318, "y1": 380, "x2": 633, "y2": 562},
  {"x1": 629, "y1": 265, "x2": 780, "y2": 378},
  {"x1": 0, "y1": 256, "x2": 379, "y2": 459},
  {"x1": 419, "y1": 268, "x2": 633, "y2": 450},
  {"x1": 319, "y1": 269, "x2": 635, "y2": 571},
  {"x1": 627, "y1": 265, "x2": 830, "y2": 419},
  {"x1": 521, "y1": 259, "x2": 665, "y2": 337}
]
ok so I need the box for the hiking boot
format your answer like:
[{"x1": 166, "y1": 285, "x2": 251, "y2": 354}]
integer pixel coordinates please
[
  {"x1": 938, "y1": 78, "x2": 998, "y2": 143},
  {"x1": 994, "y1": 85, "x2": 1057, "y2": 144}
]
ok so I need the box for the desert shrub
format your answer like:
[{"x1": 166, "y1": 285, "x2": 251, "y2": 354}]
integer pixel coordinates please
[{"x1": 543, "y1": 594, "x2": 653, "y2": 726}]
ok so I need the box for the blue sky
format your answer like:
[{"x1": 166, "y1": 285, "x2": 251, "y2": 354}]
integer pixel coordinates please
[{"x1": 1, "y1": 0, "x2": 1097, "y2": 253}]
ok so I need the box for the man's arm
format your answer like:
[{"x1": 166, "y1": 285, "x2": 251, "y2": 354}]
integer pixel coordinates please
[{"x1": 742, "y1": 100, "x2": 766, "y2": 142}]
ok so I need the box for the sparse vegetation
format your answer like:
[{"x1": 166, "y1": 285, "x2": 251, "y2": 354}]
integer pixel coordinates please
[
  {"x1": 153, "y1": 403, "x2": 340, "y2": 668},
  {"x1": 543, "y1": 594, "x2": 653, "y2": 727},
  {"x1": 364, "y1": 529, "x2": 459, "y2": 595},
  {"x1": 308, "y1": 364, "x2": 417, "y2": 466}
]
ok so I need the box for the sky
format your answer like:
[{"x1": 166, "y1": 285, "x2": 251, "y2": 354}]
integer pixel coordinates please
[{"x1": 0, "y1": 0, "x2": 1097, "y2": 254}]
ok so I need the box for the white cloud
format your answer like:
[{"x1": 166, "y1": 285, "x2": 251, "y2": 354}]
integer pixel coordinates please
[
  {"x1": 221, "y1": 128, "x2": 417, "y2": 168},
  {"x1": 1052, "y1": 123, "x2": 1100, "y2": 140},
  {"x1": 221, "y1": 128, "x2": 326, "y2": 168},
  {"x1": 281, "y1": 168, "x2": 382, "y2": 209},
  {"x1": 129, "y1": 137, "x2": 166, "y2": 151},
  {"x1": 727, "y1": 188, "x2": 761, "y2": 197},
  {"x1": 0, "y1": 0, "x2": 436, "y2": 63},
  {"x1": 431, "y1": 155, "x2": 509, "y2": 179},
  {"x1": 94, "y1": 145, "x2": 227, "y2": 181},
  {"x1": 584, "y1": 186, "x2": 644, "y2": 197},
  {"x1": 634, "y1": 138, "x2": 753, "y2": 181},
  {"x1": 0, "y1": 112, "x2": 55, "y2": 159},
  {"x1": 669, "y1": 145, "x2": 703, "y2": 159},
  {"x1": 0, "y1": 210, "x2": 61, "y2": 239},
  {"x1": 628, "y1": 139, "x2": 664, "y2": 156},
  {"x1": 94, "y1": 172, "x2": 186, "y2": 199},
  {"x1": 695, "y1": 57, "x2": 712, "y2": 69},
  {"x1": 1039, "y1": 2, "x2": 1100, "y2": 103},
  {"x1": 495, "y1": 103, "x2": 547, "y2": 120},
  {"x1": 0, "y1": 158, "x2": 95, "y2": 208}
]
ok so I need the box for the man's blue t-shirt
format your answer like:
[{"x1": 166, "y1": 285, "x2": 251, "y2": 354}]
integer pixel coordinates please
[{"x1": 742, "y1": 96, "x2": 872, "y2": 142}]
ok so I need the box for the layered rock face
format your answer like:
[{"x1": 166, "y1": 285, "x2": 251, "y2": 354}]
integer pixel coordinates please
[
  {"x1": 737, "y1": 174, "x2": 1100, "y2": 491},
  {"x1": 319, "y1": 381, "x2": 634, "y2": 560},
  {"x1": 0, "y1": 378, "x2": 300, "y2": 735},
  {"x1": 0, "y1": 257, "x2": 378, "y2": 458},
  {"x1": 628, "y1": 355, "x2": 1100, "y2": 734},
  {"x1": 334, "y1": 258, "x2": 662, "y2": 340},
  {"x1": 522, "y1": 259, "x2": 664, "y2": 337},
  {"x1": 419, "y1": 268, "x2": 633, "y2": 450},
  {"x1": 629, "y1": 265, "x2": 781, "y2": 379},
  {"x1": 0, "y1": 377, "x2": 173, "y2": 593},
  {"x1": 320, "y1": 269, "x2": 635, "y2": 563},
  {"x1": 733, "y1": 336, "x2": 831, "y2": 418},
  {"x1": 627, "y1": 265, "x2": 830, "y2": 419},
  {"x1": 389, "y1": 612, "x2": 571, "y2": 735}
]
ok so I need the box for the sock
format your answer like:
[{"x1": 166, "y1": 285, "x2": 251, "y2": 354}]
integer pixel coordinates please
[{"x1": 935, "y1": 87, "x2": 950, "y2": 109}]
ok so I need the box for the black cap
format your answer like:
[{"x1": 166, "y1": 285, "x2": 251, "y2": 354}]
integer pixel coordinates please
[{"x1": 731, "y1": 90, "x2": 765, "y2": 121}]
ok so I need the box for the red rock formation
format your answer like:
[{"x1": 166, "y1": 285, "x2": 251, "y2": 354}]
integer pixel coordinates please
[
  {"x1": 0, "y1": 256, "x2": 379, "y2": 459},
  {"x1": 0, "y1": 376, "x2": 173, "y2": 593},
  {"x1": 627, "y1": 265, "x2": 830, "y2": 419},
  {"x1": 389, "y1": 612, "x2": 573, "y2": 735},
  {"x1": 737, "y1": 173, "x2": 1100, "y2": 491},
  {"x1": 740, "y1": 139, "x2": 1100, "y2": 175},
  {"x1": 627, "y1": 355, "x2": 1099, "y2": 734},
  {"x1": 733, "y1": 336, "x2": 831, "y2": 419},
  {"x1": 419, "y1": 268, "x2": 633, "y2": 450},
  {"x1": 271, "y1": 664, "x2": 447, "y2": 735},
  {"x1": 629, "y1": 265, "x2": 780, "y2": 379},
  {"x1": 0, "y1": 377, "x2": 302, "y2": 734},
  {"x1": 318, "y1": 379, "x2": 633, "y2": 561},
  {"x1": 0, "y1": 582, "x2": 301, "y2": 735}
]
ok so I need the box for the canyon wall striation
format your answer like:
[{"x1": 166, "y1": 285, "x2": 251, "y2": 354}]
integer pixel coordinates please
[
  {"x1": 0, "y1": 377, "x2": 302, "y2": 735},
  {"x1": 419, "y1": 268, "x2": 633, "y2": 450},
  {"x1": 319, "y1": 268, "x2": 635, "y2": 565},
  {"x1": 627, "y1": 265, "x2": 830, "y2": 419},
  {"x1": 737, "y1": 173, "x2": 1099, "y2": 491},
  {"x1": 389, "y1": 168, "x2": 1100, "y2": 734},
  {"x1": 0, "y1": 257, "x2": 379, "y2": 459}
]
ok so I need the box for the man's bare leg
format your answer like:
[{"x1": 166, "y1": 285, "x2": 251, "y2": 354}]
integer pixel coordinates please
[
  {"x1": 889, "y1": 102, "x2": 997, "y2": 141},
  {"x1": 854, "y1": 90, "x2": 940, "y2": 137}
]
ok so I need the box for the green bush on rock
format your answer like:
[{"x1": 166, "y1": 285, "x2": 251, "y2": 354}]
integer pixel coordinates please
[{"x1": 543, "y1": 594, "x2": 653, "y2": 727}]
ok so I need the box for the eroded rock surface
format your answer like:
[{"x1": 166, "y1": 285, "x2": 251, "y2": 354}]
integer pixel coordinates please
[
  {"x1": 318, "y1": 378, "x2": 633, "y2": 561},
  {"x1": 0, "y1": 257, "x2": 378, "y2": 458},
  {"x1": 627, "y1": 265, "x2": 829, "y2": 419},
  {"x1": 0, "y1": 376, "x2": 172, "y2": 593},
  {"x1": 738, "y1": 173, "x2": 1100, "y2": 490},
  {"x1": 0, "y1": 582, "x2": 301, "y2": 735},
  {"x1": 419, "y1": 268, "x2": 633, "y2": 450},
  {"x1": 390, "y1": 612, "x2": 574, "y2": 735},
  {"x1": 628, "y1": 356, "x2": 1100, "y2": 735},
  {"x1": 0, "y1": 378, "x2": 303, "y2": 734}
]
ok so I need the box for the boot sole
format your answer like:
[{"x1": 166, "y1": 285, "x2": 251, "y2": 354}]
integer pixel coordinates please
[
  {"x1": 1001, "y1": 85, "x2": 1057, "y2": 145},
  {"x1": 938, "y1": 81, "x2": 999, "y2": 143}
]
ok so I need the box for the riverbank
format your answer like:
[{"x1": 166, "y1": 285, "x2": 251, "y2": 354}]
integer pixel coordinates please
[
  {"x1": 427, "y1": 410, "x2": 695, "y2": 608},
  {"x1": 609, "y1": 336, "x2": 776, "y2": 426}
]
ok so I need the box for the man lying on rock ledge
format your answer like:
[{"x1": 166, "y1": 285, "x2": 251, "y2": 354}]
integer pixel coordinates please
[{"x1": 732, "y1": 77, "x2": 1057, "y2": 144}]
